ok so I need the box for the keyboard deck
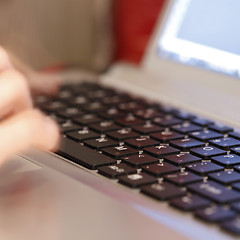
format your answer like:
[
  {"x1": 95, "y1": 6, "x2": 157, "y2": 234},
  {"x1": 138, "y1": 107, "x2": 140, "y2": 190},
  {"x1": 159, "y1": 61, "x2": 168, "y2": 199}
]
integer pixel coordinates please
[{"x1": 35, "y1": 82, "x2": 240, "y2": 236}]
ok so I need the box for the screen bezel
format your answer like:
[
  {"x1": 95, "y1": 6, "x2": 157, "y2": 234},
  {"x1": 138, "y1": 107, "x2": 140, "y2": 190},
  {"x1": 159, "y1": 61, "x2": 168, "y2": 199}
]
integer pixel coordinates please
[{"x1": 142, "y1": 0, "x2": 240, "y2": 127}]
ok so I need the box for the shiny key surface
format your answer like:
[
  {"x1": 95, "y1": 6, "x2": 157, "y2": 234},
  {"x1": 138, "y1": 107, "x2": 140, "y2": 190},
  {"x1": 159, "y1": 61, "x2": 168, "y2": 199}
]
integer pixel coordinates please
[
  {"x1": 164, "y1": 153, "x2": 201, "y2": 166},
  {"x1": 186, "y1": 161, "x2": 224, "y2": 176},
  {"x1": 141, "y1": 182, "x2": 185, "y2": 201},
  {"x1": 142, "y1": 162, "x2": 180, "y2": 177},
  {"x1": 98, "y1": 163, "x2": 137, "y2": 179},
  {"x1": 121, "y1": 154, "x2": 159, "y2": 168},
  {"x1": 188, "y1": 181, "x2": 240, "y2": 203},
  {"x1": 195, "y1": 206, "x2": 237, "y2": 222},
  {"x1": 125, "y1": 136, "x2": 159, "y2": 149},
  {"x1": 164, "y1": 171, "x2": 203, "y2": 186},
  {"x1": 150, "y1": 130, "x2": 184, "y2": 143},
  {"x1": 170, "y1": 194, "x2": 211, "y2": 211},
  {"x1": 119, "y1": 173, "x2": 157, "y2": 188},
  {"x1": 144, "y1": 145, "x2": 180, "y2": 158},
  {"x1": 58, "y1": 137, "x2": 116, "y2": 169},
  {"x1": 212, "y1": 154, "x2": 240, "y2": 167},
  {"x1": 102, "y1": 145, "x2": 138, "y2": 159}
]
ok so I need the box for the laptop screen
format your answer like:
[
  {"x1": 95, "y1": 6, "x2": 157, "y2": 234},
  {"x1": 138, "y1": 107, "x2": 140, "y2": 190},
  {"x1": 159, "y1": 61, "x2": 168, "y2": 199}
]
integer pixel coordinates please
[{"x1": 158, "y1": 0, "x2": 240, "y2": 78}]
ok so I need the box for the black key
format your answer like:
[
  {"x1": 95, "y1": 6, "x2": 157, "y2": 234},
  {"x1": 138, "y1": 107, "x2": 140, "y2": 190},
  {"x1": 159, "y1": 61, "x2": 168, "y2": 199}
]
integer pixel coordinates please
[
  {"x1": 73, "y1": 114, "x2": 103, "y2": 125},
  {"x1": 41, "y1": 100, "x2": 67, "y2": 112},
  {"x1": 221, "y1": 217, "x2": 240, "y2": 235},
  {"x1": 191, "y1": 118, "x2": 214, "y2": 127},
  {"x1": 209, "y1": 124, "x2": 233, "y2": 133},
  {"x1": 141, "y1": 182, "x2": 185, "y2": 201},
  {"x1": 56, "y1": 88, "x2": 72, "y2": 100},
  {"x1": 119, "y1": 172, "x2": 157, "y2": 188},
  {"x1": 67, "y1": 96, "x2": 89, "y2": 107},
  {"x1": 142, "y1": 162, "x2": 180, "y2": 177},
  {"x1": 170, "y1": 194, "x2": 211, "y2": 211},
  {"x1": 107, "y1": 128, "x2": 140, "y2": 141},
  {"x1": 231, "y1": 202, "x2": 240, "y2": 212},
  {"x1": 229, "y1": 132, "x2": 240, "y2": 140},
  {"x1": 170, "y1": 138, "x2": 205, "y2": 150},
  {"x1": 208, "y1": 170, "x2": 240, "y2": 185},
  {"x1": 135, "y1": 109, "x2": 163, "y2": 120},
  {"x1": 125, "y1": 136, "x2": 159, "y2": 149},
  {"x1": 115, "y1": 115, "x2": 144, "y2": 127},
  {"x1": 58, "y1": 137, "x2": 116, "y2": 169},
  {"x1": 164, "y1": 153, "x2": 201, "y2": 166},
  {"x1": 209, "y1": 137, "x2": 240, "y2": 150},
  {"x1": 195, "y1": 206, "x2": 236, "y2": 222},
  {"x1": 231, "y1": 146, "x2": 240, "y2": 156},
  {"x1": 102, "y1": 145, "x2": 138, "y2": 159},
  {"x1": 83, "y1": 137, "x2": 118, "y2": 150},
  {"x1": 186, "y1": 161, "x2": 224, "y2": 176},
  {"x1": 57, "y1": 107, "x2": 85, "y2": 119},
  {"x1": 118, "y1": 102, "x2": 144, "y2": 112},
  {"x1": 144, "y1": 145, "x2": 180, "y2": 158},
  {"x1": 98, "y1": 163, "x2": 136, "y2": 179},
  {"x1": 171, "y1": 123, "x2": 203, "y2": 134},
  {"x1": 131, "y1": 123, "x2": 164, "y2": 134},
  {"x1": 174, "y1": 111, "x2": 196, "y2": 120},
  {"x1": 83, "y1": 101, "x2": 106, "y2": 113},
  {"x1": 212, "y1": 154, "x2": 240, "y2": 167},
  {"x1": 153, "y1": 115, "x2": 182, "y2": 127},
  {"x1": 189, "y1": 130, "x2": 223, "y2": 142},
  {"x1": 150, "y1": 130, "x2": 184, "y2": 143},
  {"x1": 234, "y1": 165, "x2": 240, "y2": 173},
  {"x1": 98, "y1": 108, "x2": 126, "y2": 119},
  {"x1": 188, "y1": 181, "x2": 240, "y2": 203},
  {"x1": 61, "y1": 121, "x2": 82, "y2": 133},
  {"x1": 66, "y1": 129, "x2": 100, "y2": 142},
  {"x1": 190, "y1": 146, "x2": 226, "y2": 159},
  {"x1": 89, "y1": 121, "x2": 121, "y2": 133},
  {"x1": 87, "y1": 89, "x2": 113, "y2": 99},
  {"x1": 101, "y1": 94, "x2": 131, "y2": 106},
  {"x1": 121, "y1": 154, "x2": 159, "y2": 168},
  {"x1": 232, "y1": 182, "x2": 240, "y2": 191},
  {"x1": 164, "y1": 171, "x2": 203, "y2": 186}
]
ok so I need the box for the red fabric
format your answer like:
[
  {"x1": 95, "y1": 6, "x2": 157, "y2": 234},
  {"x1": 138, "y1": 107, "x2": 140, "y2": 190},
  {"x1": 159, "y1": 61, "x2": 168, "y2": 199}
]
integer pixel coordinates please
[{"x1": 114, "y1": 0, "x2": 166, "y2": 63}]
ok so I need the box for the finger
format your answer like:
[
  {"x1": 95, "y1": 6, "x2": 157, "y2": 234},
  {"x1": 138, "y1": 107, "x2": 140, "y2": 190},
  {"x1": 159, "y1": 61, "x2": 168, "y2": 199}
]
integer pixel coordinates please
[
  {"x1": 28, "y1": 72, "x2": 62, "y2": 96},
  {"x1": 6, "y1": 50, "x2": 61, "y2": 96},
  {"x1": 0, "y1": 69, "x2": 32, "y2": 117},
  {"x1": 0, "y1": 109, "x2": 60, "y2": 164}
]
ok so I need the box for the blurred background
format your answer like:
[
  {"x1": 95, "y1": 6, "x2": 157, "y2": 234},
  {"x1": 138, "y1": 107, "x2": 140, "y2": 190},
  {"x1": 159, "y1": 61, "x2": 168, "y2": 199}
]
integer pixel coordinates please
[{"x1": 0, "y1": 0, "x2": 165, "y2": 73}]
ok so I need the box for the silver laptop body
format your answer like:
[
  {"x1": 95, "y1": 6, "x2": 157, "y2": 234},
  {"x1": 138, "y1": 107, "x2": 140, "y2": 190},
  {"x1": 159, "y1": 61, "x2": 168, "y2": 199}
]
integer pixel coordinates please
[{"x1": 2, "y1": 0, "x2": 240, "y2": 239}]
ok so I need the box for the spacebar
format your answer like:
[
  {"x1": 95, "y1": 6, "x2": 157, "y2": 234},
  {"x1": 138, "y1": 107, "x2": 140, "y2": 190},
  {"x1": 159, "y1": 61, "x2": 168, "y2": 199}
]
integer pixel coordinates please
[{"x1": 58, "y1": 137, "x2": 117, "y2": 169}]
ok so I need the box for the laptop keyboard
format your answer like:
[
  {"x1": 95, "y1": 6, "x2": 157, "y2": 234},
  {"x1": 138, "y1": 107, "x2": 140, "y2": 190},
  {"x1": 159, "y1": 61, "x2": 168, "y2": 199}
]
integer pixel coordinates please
[{"x1": 35, "y1": 82, "x2": 240, "y2": 236}]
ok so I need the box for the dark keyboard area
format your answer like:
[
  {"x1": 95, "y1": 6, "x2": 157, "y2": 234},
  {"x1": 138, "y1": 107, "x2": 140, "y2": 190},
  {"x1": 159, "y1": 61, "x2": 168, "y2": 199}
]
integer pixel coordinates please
[{"x1": 35, "y1": 82, "x2": 240, "y2": 236}]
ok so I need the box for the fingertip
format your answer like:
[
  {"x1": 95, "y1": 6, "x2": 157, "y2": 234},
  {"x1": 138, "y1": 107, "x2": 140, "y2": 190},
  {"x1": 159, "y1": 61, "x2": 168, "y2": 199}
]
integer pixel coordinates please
[
  {"x1": 28, "y1": 72, "x2": 62, "y2": 96},
  {"x1": 43, "y1": 116, "x2": 60, "y2": 151}
]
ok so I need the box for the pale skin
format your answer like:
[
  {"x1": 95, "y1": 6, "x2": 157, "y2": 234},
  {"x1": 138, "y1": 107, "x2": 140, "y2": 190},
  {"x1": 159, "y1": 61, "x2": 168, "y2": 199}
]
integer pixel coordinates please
[{"x1": 0, "y1": 47, "x2": 60, "y2": 164}]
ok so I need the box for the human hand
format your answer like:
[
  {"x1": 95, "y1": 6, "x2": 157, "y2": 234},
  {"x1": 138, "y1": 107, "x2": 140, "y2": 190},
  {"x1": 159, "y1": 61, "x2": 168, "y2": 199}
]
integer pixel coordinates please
[
  {"x1": 0, "y1": 47, "x2": 60, "y2": 165},
  {"x1": 7, "y1": 50, "x2": 62, "y2": 96}
]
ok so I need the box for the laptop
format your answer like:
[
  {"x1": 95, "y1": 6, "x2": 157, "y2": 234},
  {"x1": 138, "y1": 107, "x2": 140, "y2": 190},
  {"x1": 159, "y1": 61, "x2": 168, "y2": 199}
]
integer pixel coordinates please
[{"x1": 2, "y1": 0, "x2": 240, "y2": 239}]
